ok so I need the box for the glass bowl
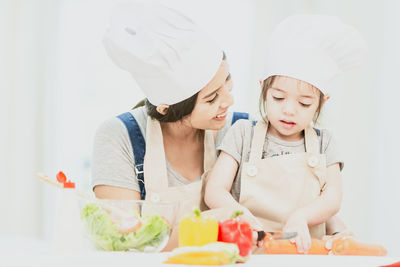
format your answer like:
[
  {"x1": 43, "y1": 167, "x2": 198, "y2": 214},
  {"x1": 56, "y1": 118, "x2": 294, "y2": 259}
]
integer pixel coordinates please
[{"x1": 78, "y1": 197, "x2": 177, "y2": 252}]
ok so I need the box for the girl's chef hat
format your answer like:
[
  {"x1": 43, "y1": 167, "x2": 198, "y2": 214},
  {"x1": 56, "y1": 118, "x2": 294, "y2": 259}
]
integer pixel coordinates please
[
  {"x1": 103, "y1": 2, "x2": 222, "y2": 106},
  {"x1": 261, "y1": 15, "x2": 368, "y2": 94}
]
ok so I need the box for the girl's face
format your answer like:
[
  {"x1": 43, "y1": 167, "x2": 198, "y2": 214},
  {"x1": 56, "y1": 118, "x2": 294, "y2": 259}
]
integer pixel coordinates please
[
  {"x1": 265, "y1": 76, "x2": 322, "y2": 141},
  {"x1": 186, "y1": 60, "x2": 234, "y2": 130}
]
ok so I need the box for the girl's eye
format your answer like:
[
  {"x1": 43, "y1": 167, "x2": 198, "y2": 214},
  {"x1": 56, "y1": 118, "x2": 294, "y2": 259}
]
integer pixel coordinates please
[
  {"x1": 207, "y1": 93, "x2": 219, "y2": 103},
  {"x1": 273, "y1": 96, "x2": 284, "y2": 101},
  {"x1": 300, "y1": 102, "x2": 312, "y2": 107}
]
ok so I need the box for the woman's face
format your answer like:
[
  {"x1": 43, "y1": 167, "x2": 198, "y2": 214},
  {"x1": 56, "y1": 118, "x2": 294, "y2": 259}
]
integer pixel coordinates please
[{"x1": 186, "y1": 60, "x2": 234, "y2": 130}]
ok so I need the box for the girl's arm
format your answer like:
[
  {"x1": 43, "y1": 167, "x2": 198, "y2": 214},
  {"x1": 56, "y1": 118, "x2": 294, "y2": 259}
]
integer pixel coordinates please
[
  {"x1": 323, "y1": 215, "x2": 354, "y2": 249},
  {"x1": 204, "y1": 151, "x2": 240, "y2": 209},
  {"x1": 283, "y1": 162, "x2": 342, "y2": 253},
  {"x1": 296, "y1": 162, "x2": 342, "y2": 225},
  {"x1": 325, "y1": 215, "x2": 347, "y2": 235},
  {"x1": 204, "y1": 151, "x2": 262, "y2": 230}
]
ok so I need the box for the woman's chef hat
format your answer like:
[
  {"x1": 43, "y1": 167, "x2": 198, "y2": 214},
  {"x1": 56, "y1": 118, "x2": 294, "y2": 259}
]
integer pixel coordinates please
[
  {"x1": 103, "y1": 2, "x2": 222, "y2": 106},
  {"x1": 261, "y1": 15, "x2": 368, "y2": 94}
]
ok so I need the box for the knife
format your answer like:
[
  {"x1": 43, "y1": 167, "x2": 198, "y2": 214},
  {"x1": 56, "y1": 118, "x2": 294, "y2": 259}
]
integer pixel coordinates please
[{"x1": 256, "y1": 231, "x2": 297, "y2": 242}]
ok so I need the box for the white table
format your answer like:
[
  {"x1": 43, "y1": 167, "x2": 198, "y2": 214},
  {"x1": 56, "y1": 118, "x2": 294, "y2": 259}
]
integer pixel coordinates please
[
  {"x1": 1, "y1": 251, "x2": 399, "y2": 267},
  {"x1": 1, "y1": 235, "x2": 398, "y2": 267}
]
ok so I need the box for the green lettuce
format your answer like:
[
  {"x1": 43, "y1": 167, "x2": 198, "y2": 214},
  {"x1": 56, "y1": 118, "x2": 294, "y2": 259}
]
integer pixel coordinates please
[{"x1": 80, "y1": 203, "x2": 170, "y2": 251}]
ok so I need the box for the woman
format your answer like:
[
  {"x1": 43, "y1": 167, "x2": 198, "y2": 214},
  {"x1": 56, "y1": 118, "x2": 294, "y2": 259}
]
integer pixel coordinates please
[
  {"x1": 92, "y1": 1, "x2": 236, "y2": 210},
  {"x1": 91, "y1": 2, "x2": 351, "y2": 250}
]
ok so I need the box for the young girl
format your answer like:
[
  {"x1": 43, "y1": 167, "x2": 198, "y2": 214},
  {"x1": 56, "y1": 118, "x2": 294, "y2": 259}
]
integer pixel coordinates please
[{"x1": 204, "y1": 15, "x2": 367, "y2": 254}]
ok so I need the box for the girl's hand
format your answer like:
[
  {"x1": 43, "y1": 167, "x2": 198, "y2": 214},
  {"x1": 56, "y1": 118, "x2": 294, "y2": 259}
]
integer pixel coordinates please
[
  {"x1": 322, "y1": 229, "x2": 355, "y2": 249},
  {"x1": 238, "y1": 208, "x2": 264, "y2": 246},
  {"x1": 240, "y1": 207, "x2": 263, "y2": 232},
  {"x1": 283, "y1": 211, "x2": 311, "y2": 254}
]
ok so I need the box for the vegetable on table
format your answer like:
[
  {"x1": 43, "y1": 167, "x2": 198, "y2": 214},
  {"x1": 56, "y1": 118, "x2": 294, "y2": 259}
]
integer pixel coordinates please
[
  {"x1": 164, "y1": 251, "x2": 230, "y2": 265},
  {"x1": 112, "y1": 214, "x2": 142, "y2": 233},
  {"x1": 263, "y1": 234, "x2": 388, "y2": 256},
  {"x1": 263, "y1": 236, "x2": 329, "y2": 255},
  {"x1": 179, "y1": 208, "x2": 218, "y2": 247},
  {"x1": 81, "y1": 203, "x2": 170, "y2": 251},
  {"x1": 164, "y1": 242, "x2": 247, "y2": 265},
  {"x1": 218, "y1": 210, "x2": 253, "y2": 257},
  {"x1": 332, "y1": 237, "x2": 387, "y2": 256}
]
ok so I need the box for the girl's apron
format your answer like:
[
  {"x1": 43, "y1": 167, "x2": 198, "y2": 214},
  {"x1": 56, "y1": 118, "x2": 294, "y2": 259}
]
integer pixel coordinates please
[
  {"x1": 143, "y1": 118, "x2": 216, "y2": 251},
  {"x1": 240, "y1": 120, "x2": 327, "y2": 246}
]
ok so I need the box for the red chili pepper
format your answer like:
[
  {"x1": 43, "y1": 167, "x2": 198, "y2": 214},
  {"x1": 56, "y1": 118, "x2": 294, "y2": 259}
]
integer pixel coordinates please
[{"x1": 218, "y1": 211, "x2": 253, "y2": 257}]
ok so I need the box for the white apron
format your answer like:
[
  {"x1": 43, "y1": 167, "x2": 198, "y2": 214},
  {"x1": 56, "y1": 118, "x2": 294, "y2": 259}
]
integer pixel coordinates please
[
  {"x1": 143, "y1": 118, "x2": 216, "y2": 251},
  {"x1": 240, "y1": 120, "x2": 327, "y2": 242}
]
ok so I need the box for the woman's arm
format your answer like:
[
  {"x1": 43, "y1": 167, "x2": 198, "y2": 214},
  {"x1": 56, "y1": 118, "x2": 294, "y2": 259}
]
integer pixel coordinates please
[
  {"x1": 91, "y1": 117, "x2": 143, "y2": 200},
  {"x1": 94, "y1": 185, "x2": 141, "y2": 200}
]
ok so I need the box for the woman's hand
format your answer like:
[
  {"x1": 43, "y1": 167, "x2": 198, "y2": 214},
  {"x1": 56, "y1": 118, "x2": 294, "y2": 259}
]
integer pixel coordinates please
[{"x1": 283, "y1": 211, "x2": 311, "y2": 254}]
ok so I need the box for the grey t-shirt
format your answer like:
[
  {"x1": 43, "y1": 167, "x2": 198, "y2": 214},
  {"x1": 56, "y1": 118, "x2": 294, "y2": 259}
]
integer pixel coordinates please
[
  {"x1": 91, "y1": 106, "x2": 237, "y2": 192},
  {"x1": 217, "y1": 119, "x2": 344, "y2": 201}
]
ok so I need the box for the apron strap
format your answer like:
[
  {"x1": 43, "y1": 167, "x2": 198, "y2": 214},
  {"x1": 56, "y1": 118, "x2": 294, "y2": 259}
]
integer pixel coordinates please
[
  {"x1": 204, "y1": 130, "x2": 216, "y2": 172},
  {"x1": 304, "y1": 125, "x2": 326, "y2": 190},
  {"x1": 304, "y1": 125, "x2": 320, "y2": 154},
  {"x1": 117, "y1": 112, "x2": 147, "y2": 200},
  {"x1": 248, "y1": 120, "x2": 268, "y2": 164},
  {"x1": 231, "y1": 112, "x2": 249, "y2": 125},
  {"x1": 144, "y1": 118, "x2": 169, "y2": 192}
]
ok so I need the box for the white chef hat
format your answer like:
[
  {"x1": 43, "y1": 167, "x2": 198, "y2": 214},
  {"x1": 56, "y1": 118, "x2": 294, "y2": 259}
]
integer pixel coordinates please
[
  {"x1": 261, "y1": 14, "x2": 368, "y2": 94},
  {"x1": 103, "y1": 2, "x2": 223, "y2": 106}
]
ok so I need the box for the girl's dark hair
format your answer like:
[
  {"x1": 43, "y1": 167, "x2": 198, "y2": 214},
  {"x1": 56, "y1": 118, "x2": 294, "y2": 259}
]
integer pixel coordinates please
[
  {"x1": 132, "y1": 52, "x2": 227, "y2": 123},
  {"x1": 259, "y1": 75, "x2": 325, "y2": 125}
]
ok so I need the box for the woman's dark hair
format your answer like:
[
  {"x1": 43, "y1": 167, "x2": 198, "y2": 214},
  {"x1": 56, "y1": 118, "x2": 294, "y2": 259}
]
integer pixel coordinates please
[
  {"x1": 132, "y1": 51, "x2": 227, "y2": 123},
  {"x1": 145, "y1": 94, "x2": 199, "y2": 122}
]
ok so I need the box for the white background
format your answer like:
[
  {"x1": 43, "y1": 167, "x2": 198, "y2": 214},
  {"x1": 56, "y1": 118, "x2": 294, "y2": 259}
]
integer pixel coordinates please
[{"x1": 0, "y1": 0, "x2": 399, "y2": 255}]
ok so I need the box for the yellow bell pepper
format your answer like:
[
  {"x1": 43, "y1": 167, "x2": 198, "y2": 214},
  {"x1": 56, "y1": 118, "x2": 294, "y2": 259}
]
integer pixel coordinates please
[{"x1": 178, "y1": 208, "x2": 218, "y2": 247}]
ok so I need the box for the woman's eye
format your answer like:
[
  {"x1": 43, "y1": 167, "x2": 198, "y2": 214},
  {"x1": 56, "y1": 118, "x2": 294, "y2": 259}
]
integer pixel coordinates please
[
  {"x1": 273, "y1": 96, "x2": 284, "y2": 101},
  {"x1": 207, "y1": 93, "x2": 219, "y2": 103},
  {"x1": 300, "y1": 102, "x2": 312, "y2": 107}
]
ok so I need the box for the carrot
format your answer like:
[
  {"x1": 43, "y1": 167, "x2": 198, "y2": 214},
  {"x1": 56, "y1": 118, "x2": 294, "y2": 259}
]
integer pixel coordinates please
[
  {"x1": 331, "y1": 238, "x2": 387, "y2": 256},
  {"x1": 263, "y1": 238, "x2": 329, "y2": 255}
]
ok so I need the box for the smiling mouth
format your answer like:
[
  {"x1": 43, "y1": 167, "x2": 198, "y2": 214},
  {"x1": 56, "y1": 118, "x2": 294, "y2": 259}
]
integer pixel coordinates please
[{"x1": 214, "y1": 112, "x2": 227, "y2": 119}]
